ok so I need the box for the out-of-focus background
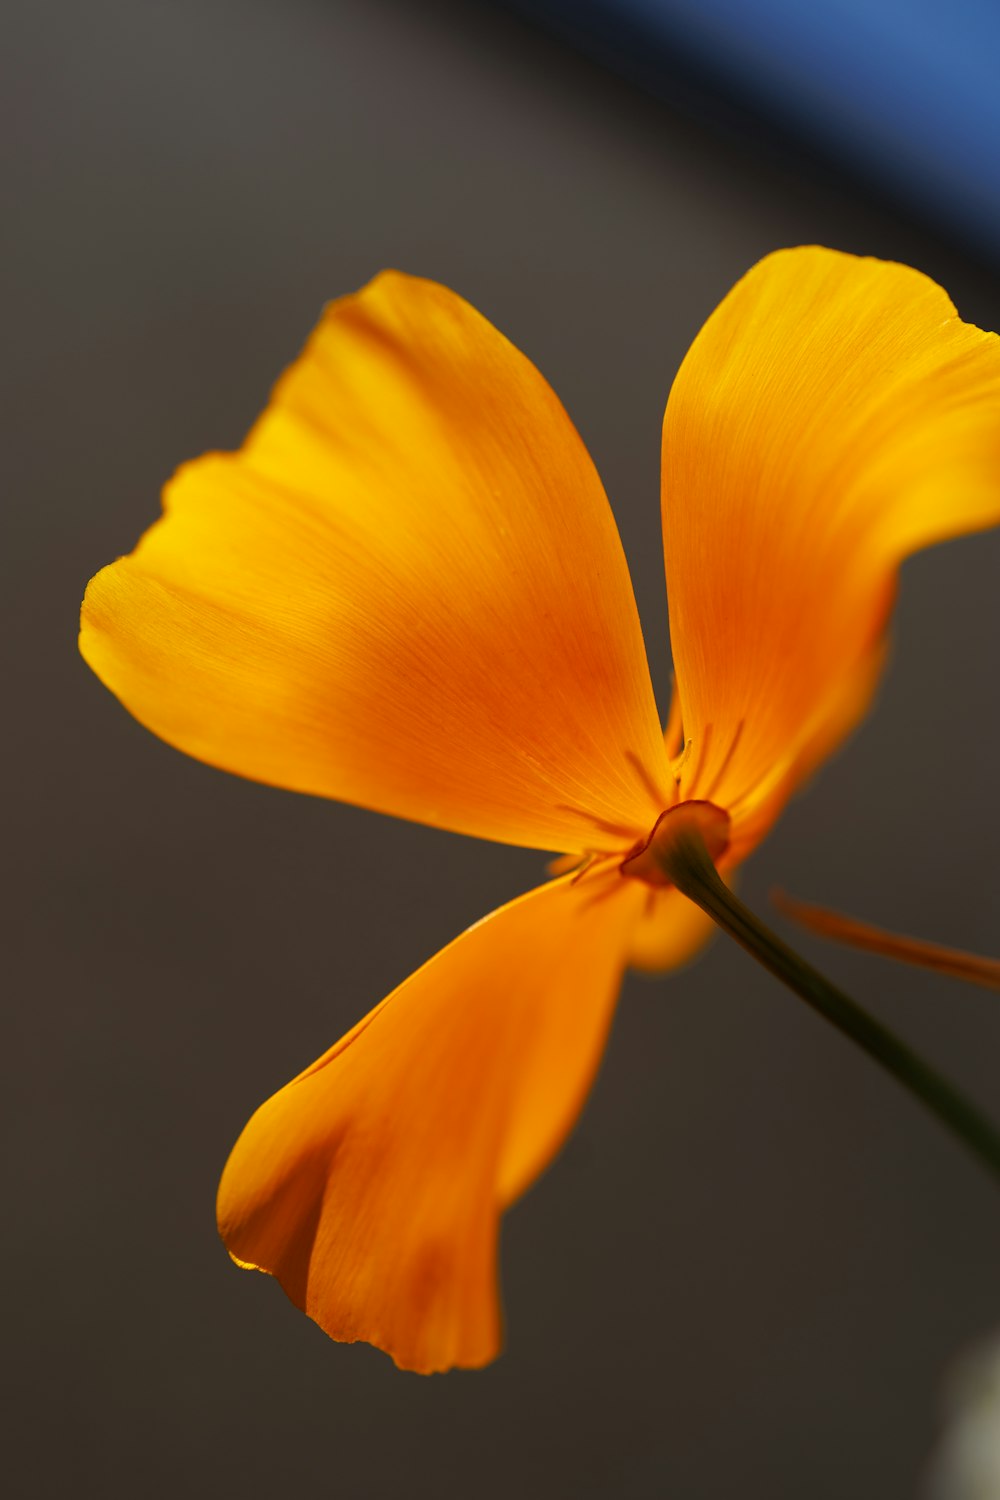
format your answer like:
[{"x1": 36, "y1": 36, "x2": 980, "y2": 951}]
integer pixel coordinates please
[{"x1": 5, "y1": 2, "x2": 999, "y2": 1496}]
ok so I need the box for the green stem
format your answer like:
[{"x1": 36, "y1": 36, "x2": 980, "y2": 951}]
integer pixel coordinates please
[{"x1": 657, "y1": 826, "x2": 1000, "y2": 1184}]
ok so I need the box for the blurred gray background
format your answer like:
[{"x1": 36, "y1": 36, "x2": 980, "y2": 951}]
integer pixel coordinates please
[{"x1": 4, "y1": 1, "x2": 999, "y2": 1496}]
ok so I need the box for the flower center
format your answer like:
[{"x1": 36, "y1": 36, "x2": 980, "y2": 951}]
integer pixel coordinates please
[{"x1": 620, "y1": 800, "x2": 730, "y2": 888}]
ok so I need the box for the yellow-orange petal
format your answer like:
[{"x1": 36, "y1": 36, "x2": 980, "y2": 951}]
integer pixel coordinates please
[
  {"x1": 81, "y1": 273, "x2": 670, "y2": 853},
  {"x1": 662, "y1": 248, "x2": 1000, "y2": 848},
  {"x1": 624, "y1": 852, "x2": 742, "y2": 974},
  {"x1": 216, "y1": 872, "x2": 644, "y2": 1374},
  {"x1": 625, "y1": 882, "x2": 717, "y2": 973}
]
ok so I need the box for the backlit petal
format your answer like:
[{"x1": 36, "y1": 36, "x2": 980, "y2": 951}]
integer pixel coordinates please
[
  {"x1": 216, "y1": 873, "x2": 643, "y2": 1373},
  {"x1": 625, "y1": 873, "x2": 733, "y2": 973},
  {"x1": 662, "y1": 248, "x2": 1000, "y2": 847},
  {"x1": 81, "y1": 273, "x2": 669, "y2": 852}
]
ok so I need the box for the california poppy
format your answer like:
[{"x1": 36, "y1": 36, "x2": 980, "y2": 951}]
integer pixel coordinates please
[{"x1": 80, "y1": 248, "x2": 1000, "y2": 1373}]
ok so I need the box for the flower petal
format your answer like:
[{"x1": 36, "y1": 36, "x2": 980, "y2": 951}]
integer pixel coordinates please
[
  {"x1": 81, "y1": 274, "x2": 670, "y2": 852},
  {"x1": 216, "y1": 872, "x2": 643, "y2": 1373},
  {"x1": 662, "y1": 247, "x2": 1000, "y2": 846},
  {"x1": 626, "y1": 883, "x2": 719, "y2": 973}
]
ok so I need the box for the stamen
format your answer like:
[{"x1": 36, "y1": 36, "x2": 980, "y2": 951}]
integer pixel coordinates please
[
  {"x1": 672, "y1": 738, "x2": 694, "y2": 789},
  {"x1": 554, "y1": 804, "x2": 638, "y2": 840},
  {"x1": 547, "y1": 850, "x2": 621, "y2": 884},
  {"x1": 573, "y1": 852, "x2": 618, "y2": 886},
  {"x1": 684, "y1": 723, "x2": 714, "y2": 799},
  {"x1": 577, "y1": 876, "x2": 623, "y2": 913},
  {"x1": 662, "y1": 676, "x2": 684, "y2": 760},
  {"x1": 726, "y1": 754, "x2": 791, "y2": 819},
  {"x1": 701, "y1": 719, "x2": 746, "y2": 804},
  {"x1": 625, "y1": 749, "x2": 668, "y2": 809}
]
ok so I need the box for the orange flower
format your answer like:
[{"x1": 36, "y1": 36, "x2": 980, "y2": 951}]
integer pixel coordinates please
[{"x1": 80, "y1": 248, "x2": 1000, "y2": 1373}]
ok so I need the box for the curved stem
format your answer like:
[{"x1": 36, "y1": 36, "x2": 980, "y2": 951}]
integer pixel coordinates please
[{"x1": 656, "y1": 827, "x2": 1000, "y2": 1184}]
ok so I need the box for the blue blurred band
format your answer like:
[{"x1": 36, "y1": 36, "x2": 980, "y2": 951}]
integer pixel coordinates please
[{"x1": 504, "y1": 0, "x2": 1000, "y2": 258}]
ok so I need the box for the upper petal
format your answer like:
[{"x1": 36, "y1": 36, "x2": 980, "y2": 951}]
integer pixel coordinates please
[
  {"x1": 81, "y1": 273, "x2": 669, "y2": 852},
  {"x1": 661, "y1": 247, "x2": 1000, "y2": 850},
  {"x1": 216, "y1": 871, "x2": 643, "y2": 1373}
]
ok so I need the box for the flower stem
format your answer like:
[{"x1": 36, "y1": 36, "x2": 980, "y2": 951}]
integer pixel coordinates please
[{"x1": 656, "y1": 825, "x2": 1000, "y2": 1184}]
